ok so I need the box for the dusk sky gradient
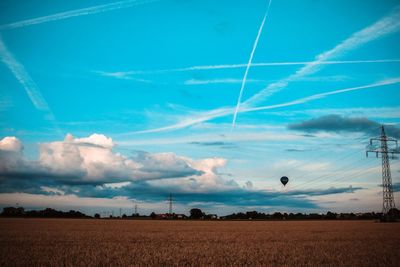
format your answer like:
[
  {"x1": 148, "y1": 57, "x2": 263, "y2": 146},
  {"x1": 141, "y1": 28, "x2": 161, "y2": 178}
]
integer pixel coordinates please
[{"x1": 0, "y1": 0, "x2": 399, "y2": 216}]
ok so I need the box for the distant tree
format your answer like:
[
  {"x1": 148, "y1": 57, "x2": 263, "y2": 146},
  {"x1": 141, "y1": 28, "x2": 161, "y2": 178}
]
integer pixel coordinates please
[
  {"x1": 326, "y1": 211, "x2": 337, "y2": 220},
  {"x1": 2, "y1": 207, "x2": 90, "y2": 218},
  {"x1": 309, "y1": 213, "x2": 322, "y2": 220},
  {"x1": 1, "y1": 207, "x2": 25, "y2": 217},
  {"x1": 150, "y1": 212, "x2": 157, "y2": 219},
  {"x1": 246, "y1": 211, "x2": 260, "y2": 219},
  {"x1": 388, "y1": 208, "x2": 400, "y2": 217},
  {"x1": 190, "y1": 208, "x2": 205, "y2": 219},
  {"x1": 122, "y1": 214, "x2": 127, "y2": 219},
  {"x1": 94, "y1": 213, "x2": 100, "y2": 219},
  {"x1": 272, "y1": 212, "x2": 283, "y2": 220}
]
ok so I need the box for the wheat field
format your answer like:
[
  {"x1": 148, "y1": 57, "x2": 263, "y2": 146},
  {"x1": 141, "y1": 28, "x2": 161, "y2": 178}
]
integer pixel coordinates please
[{"x1": 0, "y1": 218, "x2": 399, "y2": 266}]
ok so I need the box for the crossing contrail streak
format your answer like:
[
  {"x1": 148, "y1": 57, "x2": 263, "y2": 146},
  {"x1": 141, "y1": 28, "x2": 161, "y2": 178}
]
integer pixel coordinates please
[
  {"x1": 0, "y1": 0, "x2": 159, "y2": 30},
  {"x1": 242, "y1": 6, "x2": 400, "y2": 108},
  {"x1": 231, "y1": 0, "x2": 272, "y2": 130},
  {"x1": 0, "y1": 36, "x2": 62, "y2": 136},
  {"x1": 99, "y1": 59, "x2": 400, "y2": 78},
  {"x1": 125, "y1": 77, "x2": 400, "y2": 134},
  {"x1": 0, "y1": 37, "x2": 49, "y2": 111},
  {"x1": 243, "y1": 77, "x2": 400, "y2": 113}
]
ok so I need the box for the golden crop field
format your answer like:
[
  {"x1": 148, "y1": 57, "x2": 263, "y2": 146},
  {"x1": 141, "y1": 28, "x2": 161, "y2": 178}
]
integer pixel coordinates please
[{"x1": 0, "y1": 219, "x2": 399, "y2": 266}]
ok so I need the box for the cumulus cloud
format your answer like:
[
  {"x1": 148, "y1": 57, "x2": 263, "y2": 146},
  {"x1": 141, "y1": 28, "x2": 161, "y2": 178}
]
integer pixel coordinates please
[
  {"x1": 0, "y1": 134, "x2": 364, "y2": 210},
  {"x1": 0, "y1": 134, "x2": 208, "y2": 185},
  {"x1": 185, "y1": 157, "x2": 232, "y2": 190},
  {"x1": 0, "y1": 136, "x2": 22, "y2": 152},
  {"x1": 0, "y1": 136, "x2": 25, "y2": 173},
  {"x1": 288, "y1": 115, "x2": 400, "y2": 138},
  {"x1": 73, "y1": 133, "x2": 114, "y2": 148},
  {"x1": 40, "y1": 186, "x2": 65, "y2": 196}
]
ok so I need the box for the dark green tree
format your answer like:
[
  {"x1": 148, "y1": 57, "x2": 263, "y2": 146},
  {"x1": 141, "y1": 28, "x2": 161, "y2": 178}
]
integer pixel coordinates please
[{"x1": 190, "y1": 208, "x2": 205, "y2": 219}]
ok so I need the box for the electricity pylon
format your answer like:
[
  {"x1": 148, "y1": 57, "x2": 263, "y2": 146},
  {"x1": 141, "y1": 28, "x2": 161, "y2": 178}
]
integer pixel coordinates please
[{"x1": 366, "y1": 125, "x2": 399, "y2": 214}]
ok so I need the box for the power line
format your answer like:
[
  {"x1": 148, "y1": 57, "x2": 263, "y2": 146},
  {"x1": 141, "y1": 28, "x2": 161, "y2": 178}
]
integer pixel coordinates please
[
  {"x1": 288, "y1": 149, "x2": 367, "y2": 191},
  {"x1": 281, "y1": 127, "x2": 383, "y2": 185},
  {"x1": 286, "y1": 127, "x2": 385, "y2": 191}
]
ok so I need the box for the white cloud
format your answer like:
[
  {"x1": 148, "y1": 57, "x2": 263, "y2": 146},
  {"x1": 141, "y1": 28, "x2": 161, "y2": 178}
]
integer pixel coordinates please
[
  {"x1": 146, "y1": 156, "x2": 236, "y2": 192},
  {"x1": 0, "y1": 134, "x2": 234, "y2": 189},
  {"x1": 0, "y1": 136, "x2": 24, "y2": 173},
  {"x1": 189, "y1": 157, "x2": 229, "y2": 189},
  {"x1": 40, "y1": 186, "x2": 65, "y2": 195},
  {"x1": 73, "y1": 133, "x2": 114, "y2": 148},
  {"x1": 0, "y1": 136, "x2": 22, "y2": 152},
  {"x1": 103, "y1": 182, "x2": 131, "y2": 189},
  {"x1": 37, "y1": 133, "x2": 200, "y2": 183}
]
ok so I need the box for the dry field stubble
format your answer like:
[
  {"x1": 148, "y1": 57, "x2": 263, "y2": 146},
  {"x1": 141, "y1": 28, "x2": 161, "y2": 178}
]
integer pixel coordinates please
[{"x1": 0, "y1": 218, "x2": 399, "y2": 266}]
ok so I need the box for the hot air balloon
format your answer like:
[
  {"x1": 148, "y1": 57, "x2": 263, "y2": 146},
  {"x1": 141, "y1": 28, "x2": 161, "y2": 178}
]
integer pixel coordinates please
[{"x1": 280, "y1": 176, "x2": 289, "y2": 186}]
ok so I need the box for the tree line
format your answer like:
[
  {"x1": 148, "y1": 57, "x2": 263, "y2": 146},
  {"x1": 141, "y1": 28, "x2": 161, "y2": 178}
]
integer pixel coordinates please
[
  {"x1": 1, "y1": 206, "x2": 399, "y2": 220},
  {"x1": 0, "y1": 207, "x2": 90, "y2": 218}
]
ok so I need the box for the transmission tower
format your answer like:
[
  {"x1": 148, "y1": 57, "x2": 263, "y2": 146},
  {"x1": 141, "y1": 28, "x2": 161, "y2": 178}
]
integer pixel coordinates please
[
  {"x1": 168, "y1": 193, "x2": 173, "y2": 218},
  {"x1": 366, "y1": 125, "x2": 399, "y2": 214}
]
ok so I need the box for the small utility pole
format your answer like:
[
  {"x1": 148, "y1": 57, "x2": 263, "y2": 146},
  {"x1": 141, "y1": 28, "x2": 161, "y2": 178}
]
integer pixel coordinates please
[
  {"x1": 366, "y1": 125, "x2": 399, "y2": 214},
  {"x1": 168, "y1": 193, "x2": 173, "y2": 218}
]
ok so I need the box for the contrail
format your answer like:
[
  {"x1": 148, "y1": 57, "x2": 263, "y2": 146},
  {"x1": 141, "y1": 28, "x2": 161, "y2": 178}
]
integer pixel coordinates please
[
  {"x1": 124, "y1": 77, "x2": 400, "y2": 134},
  {"x1": 184, "y1": 78, "x2": 263, "y2": 85},
  {"x1": 0, "y1": 37, "x2": 49, "y2": 111},
  {"x1": 126, "y1": 107, "x2": 233, "y2": 134},
  {"x1": 0, "y1": 36, "x2": 62, "y2": 136},
  {"x1": 98, "y1": 59, "x2": 400, "y2": 78},
  {"x1": 115, "y1": 6, "x2": 400, "y2": 135},
  {"x1": 0, "y1": 0, "x2": 159, "y2": 30},
  {"x1": 243, "y1": 6, "x2": 400, "y2": 108},
  {"x1": 231, "y1": 0, "x2": 272, "y2": 130},
  {"x1": 243, "y1": 77, "x2": 400, "y2": 113}
]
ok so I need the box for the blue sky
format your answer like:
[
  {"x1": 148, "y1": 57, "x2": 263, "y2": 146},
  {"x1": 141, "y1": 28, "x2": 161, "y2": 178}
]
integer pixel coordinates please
[{"x1": 0, "y1": 0, "x2": 399, "y2": 216}]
